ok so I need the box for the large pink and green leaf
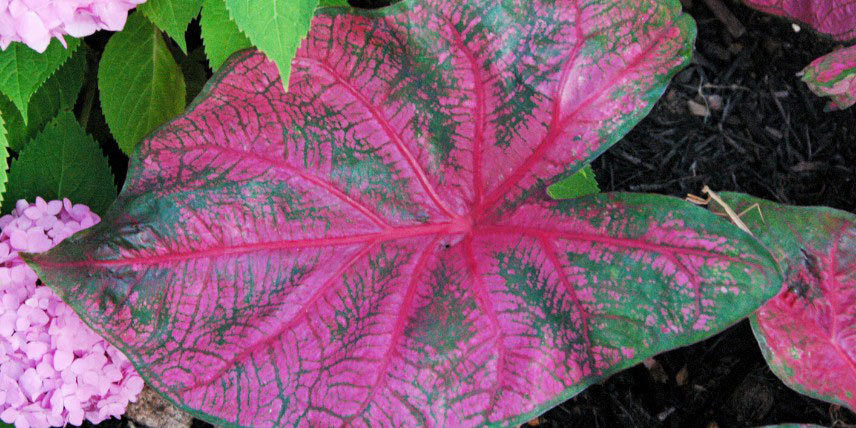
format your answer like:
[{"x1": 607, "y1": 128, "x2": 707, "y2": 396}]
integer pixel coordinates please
[
  {"x1": 741, "y1": 0, "x2": 856, "y2": 41},
  {"x1": 25, "y1": 0, "x2": 782, "y2": 426},
  {"x1": 714, "y1": 193, "x2": 855, "y2": 412},
  {"x1": 801, "y1": 45, "x2": 856, "y2": 110}
]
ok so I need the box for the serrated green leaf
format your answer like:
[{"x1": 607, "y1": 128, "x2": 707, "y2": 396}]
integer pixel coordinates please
[
  {"x1": 0, "y1": 111, "x2": 8, "y2": 208},
  {"x1": 547, "y1": 164, "x2": 600, "y2": 199},
  {"x1": 3, "y1": 111, "x2": 116, "y2": 215},
  {"x1": 224, "y1": 0, "x2": 318, "y2": 87},
  {"x1": 200, "y1": 0, "x2": 252, "y2": 71},
  {"x1": 139, "y1": 0, "x2": 203, "y2": 53},
  {"x1": 318, "y1": 0, "x2": 350, "y2": 6},
  {"x1": 99, "y1": 12, "x2": 186, "y2": 155},
  {"x1": 0, "y1": 38, "x2": 81, "y2": 124},
  {"x1": 0, "y1": 45, "x2": 87, "y2": 152}
]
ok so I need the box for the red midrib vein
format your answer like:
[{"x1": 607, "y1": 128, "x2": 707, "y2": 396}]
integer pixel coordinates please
[
  {"x1": 474, "y1": 25, "x2": 676, "y2": 219},
  {"x1": 36, "y1": 223, "x2": 457, "y2": 268},
  {"x1": 294, "y1": 58, "x2": 457, "y2": 219}
]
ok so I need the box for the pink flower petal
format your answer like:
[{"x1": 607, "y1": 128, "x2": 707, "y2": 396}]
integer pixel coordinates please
[
  {"x1": 0, "y1": 198, "x2": 140, "y2": 425},
  {"x1": 19, "y1": 367, "x2": 42, "y2": 401},
  {"x1": 52, "y1": 350, "x2": 73, "y2": 372},
  {"x1": 15, "y1": 10, "x2": 49, "y2": 52}
]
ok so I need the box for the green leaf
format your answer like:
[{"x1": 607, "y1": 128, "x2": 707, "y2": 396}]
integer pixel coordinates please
[
  {"x1": 177, "y1": 47, "x2": 211, "y2": 105},
  {"x1": 138, "y1": 0, "x2": 203, "y2": 53},
  {"x1": 224, "y1": 0, "x2": 318, "y2": 87},
  {"x1": 0, "y1": 45, "x2": 87, "y2": 152},
  {"x1": 3, "y1": 111, "x2": 116, "y2": 215},
  {"x1": 0, "y1": 38, "x2": 81, "y2": 124},
  {"x1": 318, "y1": 0, "x2": 350, "y2": 6},
  {"x1": 200, "y1": 0, "x2": 252, "y2": 71},
  {"x1": 547, "y1": 164, "x2": 600, "y2": 199},
  {"x1": 0, "y1": 111, "x2": 8, "y2": 208},
  {"x1": 99, "y1": 12, "x2": 186, "y2": 155}
]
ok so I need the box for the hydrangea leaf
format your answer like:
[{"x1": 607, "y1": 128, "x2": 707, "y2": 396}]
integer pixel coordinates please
[
  {"x1": 3, "y1": 111, "x2": 116, "y2": 215},
  {"x1": 547, "y1": 164, "x2": 600, "y2": 199},
  {"x1": 0, "y1": 111, "x2": 7, "y2": 208},
  {"x1": 224, "y1": 0, "x2": 318, "y2": 87},
  {"x1": 712, "y1": 193, "x2": 856, "y2": 412},
  {"x1": 800, "y1": 45, "x2": 856, "y2": 110},
  {"x1": 200, "y1": 0, "x2": 252, "y2": 71},
  {"x1": 25, "y1": 1, "x2": 783, "y2": 426},
  {"x1": 0, "y1": 44, "x2": 87, "y2": 152},
  {"x1": 319, "y1": 0, "x2": 351, "y2": 6},
  {"x1": 741, "y1": 0, "x2": 856, "y2": 41},
  {"x1": 139, "y1": 0, "x2": 203, "y2": 53},
  {"x1": 98, "y1": 12, "x2": 186, "y2": 155},
  {"x1": 0, "y1": 38, "x2": 81, "y2": 124}
]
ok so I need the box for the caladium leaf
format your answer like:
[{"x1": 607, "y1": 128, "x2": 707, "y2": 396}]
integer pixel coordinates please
[
  {"x1": 801, "y1": 45, "x2": 856, "y2": 110},
  {"x1": 712, "y1": 193, "x2": 856, "y2": 412},
  {"x1": 26, "y1": 1, "x2": 781, "y2": 426},
  {"x1": 740, "y1": 0, "x2": 856, "y2": 41}
]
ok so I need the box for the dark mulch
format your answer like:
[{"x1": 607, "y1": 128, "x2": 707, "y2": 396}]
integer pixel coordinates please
[{"x1": 79, "y1": 0, "x2": 855, "y2": 427}]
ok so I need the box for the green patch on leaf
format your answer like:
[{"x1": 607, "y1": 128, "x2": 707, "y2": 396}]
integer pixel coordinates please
[
  {"x1": 200, "y1": 0, "x2": 252, "y2": 71},
  {"x1": 0, "y1": 45, "x2": 86, "y2": 152},
  {"x1": 224, "y1": 0, "x2": 318, "y2": 87},
  {"x1": 547, "y1": 164, "x2": 600, "y2": 200},
  {"x1": 3, "y1": 111, "x2": 116, "y2": 215},
  {"x1": 139, "y1": 0, "x2": 203, "y2": 53},
  {"x1": 318, "y1": 0, "x2": 350, "y2": 6},
  {"x1": 0, "y1": 38, "x2": 81, "y2": 124},
  {"x1": 99, "y1": 12, "x2": 186, "y2": 155}
]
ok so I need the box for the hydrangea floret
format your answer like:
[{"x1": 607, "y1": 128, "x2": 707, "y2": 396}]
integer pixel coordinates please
[
  {"x1": 0, "y1": 0, "x2": 147, "y2": 52},
  {"x1": 0, "y1": 198, "x2": 144, "y2": 428}
]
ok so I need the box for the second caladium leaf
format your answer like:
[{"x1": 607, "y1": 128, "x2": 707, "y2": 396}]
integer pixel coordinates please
[
  {"x1": 27, "y1": 0, "x2": 781, "y2": 426},
  {"x1": 741, "y1": 0, "x2": 856, "y2": 41},
  {"x1": 713, "y1": 193, "x2": 856, "y2": 412},
  {"x1": 801, "y1": 45, "x2": 856, "y2": 110}
]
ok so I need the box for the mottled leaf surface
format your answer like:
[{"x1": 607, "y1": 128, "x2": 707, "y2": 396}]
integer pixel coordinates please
[
  {"x1": 714, "y1": 193, "x2": 856, "y2": 411},
  {"x1": 741, "y1": 0, "x2": 856, "y2": 41},
  {"x1": 801, "y1": 45, "x2": 856, "y2": 110},
  {"x1": 27, "y1": 1, "x2": 782, "y2": 426}
]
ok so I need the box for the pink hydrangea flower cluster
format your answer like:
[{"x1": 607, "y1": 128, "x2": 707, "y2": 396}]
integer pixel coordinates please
[
  {"x1": 0, "y1": 198, "x2": 144, "y2": 428},
  {"x1": 0, "y1": 0, "x2": 147, "y2": 53}
]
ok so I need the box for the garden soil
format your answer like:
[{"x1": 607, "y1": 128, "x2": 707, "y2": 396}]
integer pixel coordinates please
[{"x1": 81, "y1": 0, "x2": 855, "y2": 426}]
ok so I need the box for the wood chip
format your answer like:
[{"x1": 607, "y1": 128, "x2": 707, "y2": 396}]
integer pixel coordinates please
[
  {"x1": 676, "y1": 366, "x2": 689, "y2": 385},
  {"x1": 643, "y1": 357, "x2": 669, "y2": 383},
  {"x1": 764, "y1": 126, "x2": 783, "y2": 140},
  {"x1": 688, "y1": 99, "x2": 711, "y2": 117},
  {"x1": 126, "y1": 386, "x2": 193, "y2": 428},
  {"x1": 702, "y1": 0, "x2": 746, "y2": 38}
]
